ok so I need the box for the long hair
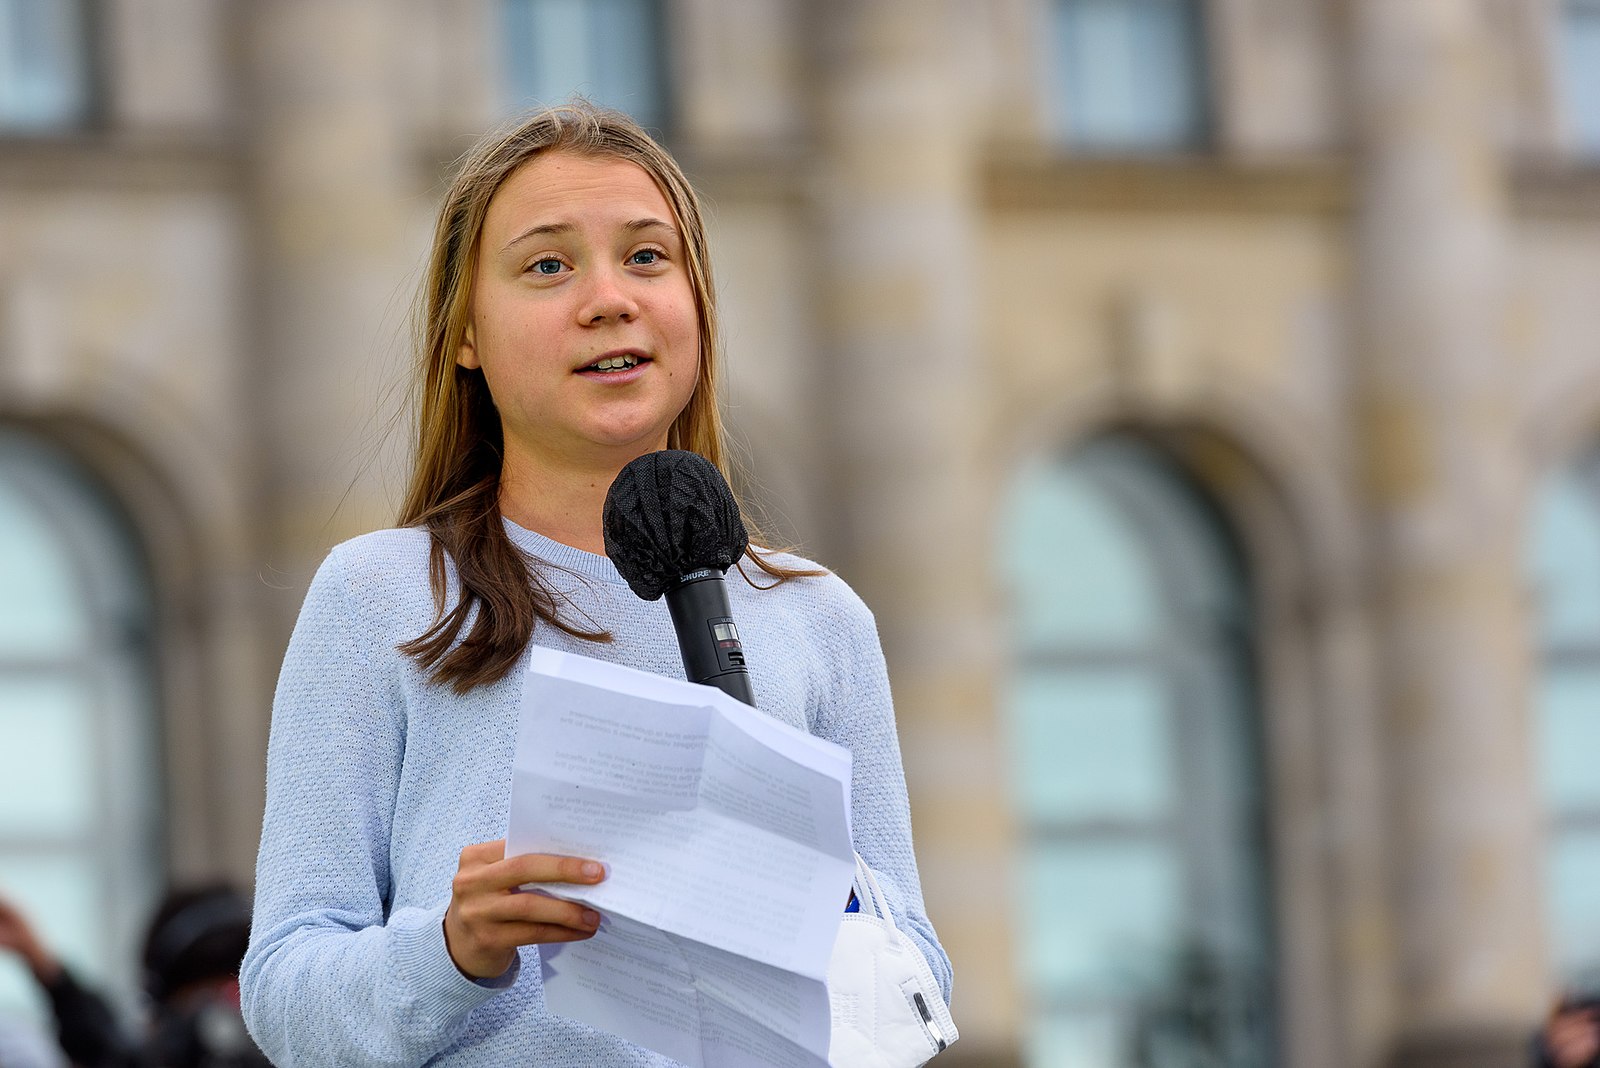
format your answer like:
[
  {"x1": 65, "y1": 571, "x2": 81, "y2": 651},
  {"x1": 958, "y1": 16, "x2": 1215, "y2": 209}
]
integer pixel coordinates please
[{"x1": 397, "y1": 102, "x2": 816, "y2": 692}]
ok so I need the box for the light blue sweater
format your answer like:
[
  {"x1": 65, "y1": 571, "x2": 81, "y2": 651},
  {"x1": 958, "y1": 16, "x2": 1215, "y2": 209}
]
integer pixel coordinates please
[{"x1": 241, "y1": 521, "x2": 951, "y2": 1066}]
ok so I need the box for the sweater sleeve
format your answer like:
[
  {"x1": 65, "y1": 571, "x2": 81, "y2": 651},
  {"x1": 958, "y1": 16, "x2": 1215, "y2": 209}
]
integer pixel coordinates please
[
  {"x1": 809, "y1": 581, "x2": 954, "y2": 1007},
  {"x1": 240, "y1": 548, "x2": 508, "y2": 1066}
]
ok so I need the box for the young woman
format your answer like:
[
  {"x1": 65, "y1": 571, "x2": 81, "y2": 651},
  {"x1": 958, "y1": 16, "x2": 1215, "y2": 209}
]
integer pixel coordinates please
[{"x1": 240, "y1": 103, "x2": 951, "y2": 1064}]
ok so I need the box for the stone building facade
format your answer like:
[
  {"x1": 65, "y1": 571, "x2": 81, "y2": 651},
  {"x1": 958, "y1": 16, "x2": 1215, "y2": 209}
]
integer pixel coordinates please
[{"x1": 2, "y1": 2, "x2": 1598, "y2": 1066}]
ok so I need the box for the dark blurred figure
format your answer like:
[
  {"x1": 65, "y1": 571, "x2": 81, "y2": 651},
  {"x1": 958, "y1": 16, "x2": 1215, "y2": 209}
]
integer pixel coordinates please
[
  {"x1": 1535, "y1": 993, "x2": 1600, "y2": 1068},
  {"x1": 0, "y1": 886, "x2": 268, "y2": 1068},
  {"x1": 138, "y1": 886, "x2": 268, "y2": 1068}
]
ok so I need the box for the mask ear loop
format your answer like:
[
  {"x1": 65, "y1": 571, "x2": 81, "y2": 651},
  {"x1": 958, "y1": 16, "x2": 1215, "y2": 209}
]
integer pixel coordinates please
[{"x1": 850, "y1": 854, "x2": 892, "y2": 921}]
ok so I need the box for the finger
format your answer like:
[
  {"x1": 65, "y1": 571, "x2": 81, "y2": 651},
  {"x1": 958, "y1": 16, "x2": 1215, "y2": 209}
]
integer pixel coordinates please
[
  {"x1": 486, "y1": 853, "x2": 606, "y2": 892},
  {"x1": 458, "y1": 887, "x2": 600, "y2": 930},
  {"x1": 458, "y1": 840, "x2": 507, "y2": 867},
  {"x1": 450, "y1": 841, "x2": 521, "y2": 897},
  {"x1": 483, "y1": 893, "x2": 602, "y2": 932},
  {"x1": 493, "y1": 920, "x2": 603, "y2": 946},
  {"x1": 448, "y1": 901, "x2": 601, "y2": 958}
]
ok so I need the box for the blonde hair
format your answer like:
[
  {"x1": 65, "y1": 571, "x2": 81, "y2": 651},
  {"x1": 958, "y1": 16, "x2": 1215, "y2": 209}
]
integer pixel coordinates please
[{"x1": 396, "y1": 102, "x2": 813, "y2": 692}]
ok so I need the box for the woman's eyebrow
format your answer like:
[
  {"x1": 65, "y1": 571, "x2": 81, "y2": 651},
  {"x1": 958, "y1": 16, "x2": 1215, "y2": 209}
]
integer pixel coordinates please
[
  {"x1": 624, "y1": 218, "x2": 677, "y2": 237},
  {"x1": 502, "y1": 221, "x2": 572, "y2": 255},
  {"x1": 501, "y1": 218, "x2": 678, "y2": 256}
]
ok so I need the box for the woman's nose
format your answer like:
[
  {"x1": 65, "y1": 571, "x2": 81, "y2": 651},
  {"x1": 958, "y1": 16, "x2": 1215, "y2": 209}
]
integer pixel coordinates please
[{"x1": 579, "y1": 268, "x2": 640, "y2": 325}]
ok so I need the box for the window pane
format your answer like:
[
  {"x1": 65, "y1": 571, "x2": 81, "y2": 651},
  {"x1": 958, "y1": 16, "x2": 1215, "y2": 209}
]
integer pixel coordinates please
[
  {"x1": 501, "y1": 0, "x2": 667, "y2": 130},
  {"x1": 0, "y1": 0, "x2": 90, "y2": 132},
  {"x1": 1562, "y1": 1, "x2": 1600, "y2": 157},
  {"x1": 589, "y1": 0, "x2": 665, "y2": 125},
  {"x1": 1027, "y1": 1009, "x2": 1124, "y2": 1068},
  {"x1": 1000, "y1": 460, "x2": 1162, "y2": 647},
  {"x1": 1008, "y1": 669, "x2": 1174, "y2": 823},
  {"x1": 1547, "y1": 829, "x2": 1600, "y2": 980},
  {"x1": 1529, "y1": 466, "x2": 1600, "y2": 646},
  {"x1": 1538, "y1": 667, "x2": 1600, "y2": 814},
  {"x1": 1019, "y1": 841, "x2": 1183, "y2": 996},
  {"x1": 0, "y1": 475, "x2": 90, "y2": 658},
  {"x1": 1049, "y1": 0, "x2": 1208, "y2": 151},
  {"x1": 0, "y1": 678, "x2": 97, "y2": 838},
  {"x1": 508, "y1": 0, "x2": 588, "y2": 105}
]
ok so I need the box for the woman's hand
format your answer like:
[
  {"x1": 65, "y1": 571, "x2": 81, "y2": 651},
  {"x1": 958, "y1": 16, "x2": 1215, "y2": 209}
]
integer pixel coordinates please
[{"x1": 443, "y1": 839, "x2": 606, "y2": 979}]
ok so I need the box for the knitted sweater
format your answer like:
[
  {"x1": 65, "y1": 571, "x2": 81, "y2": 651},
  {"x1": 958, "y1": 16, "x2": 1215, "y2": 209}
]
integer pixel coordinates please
[{"x1": 240, "y1": 521, "x2": 950, "y2": 1066}]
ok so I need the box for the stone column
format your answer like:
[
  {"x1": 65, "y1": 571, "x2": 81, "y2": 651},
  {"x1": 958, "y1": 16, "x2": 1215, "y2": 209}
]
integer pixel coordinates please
[
  {"x1": 810, "y1": 0, "x2": 1017, "y2": 1050},
  {"x1": 240, "y1": 0, "x2": 421, "y2": 639},
  {"x1": 1348, "y1": 2, "x2": 1547, "y2": 1063},
  {"x1": 231, "y1": 1, "x2": 424, "y2": 877}
]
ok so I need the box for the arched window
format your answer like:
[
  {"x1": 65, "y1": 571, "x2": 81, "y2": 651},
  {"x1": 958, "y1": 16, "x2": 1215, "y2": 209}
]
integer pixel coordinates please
[
  {"x1": 499, "y1": 0, "x2": 670, "y2": 131},
  {"x1": 998, "y1": 434, "x2": 1275, "y2": 1067},
  {"x1": 1529, "y1": 444, "x2": 1600, "y2": 984},
  {"x1": 0, "y1": 429, "x2": 163, "y2": 1027}
]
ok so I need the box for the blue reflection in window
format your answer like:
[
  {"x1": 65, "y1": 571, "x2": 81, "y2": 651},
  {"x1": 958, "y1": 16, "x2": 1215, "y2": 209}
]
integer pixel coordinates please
[
  {"x1": 999, "y1": 435, "x2": 1274, "y2": 1068},
  {"x1": 501, "y1": 0, "x2": 668, "y2": 132},
  {"x1": 1562, "y1": 0, "x2": 1600, "y2": 157},
  {"x1": 0, "y1": 0, "x2": 91, "y2": 133},
  {"x1": 1047, "y1": 0, "x2": 1210, "y2": 152},
  {"x1": 1529, "y1": 446, "x2": 1600, "y2": 982}
]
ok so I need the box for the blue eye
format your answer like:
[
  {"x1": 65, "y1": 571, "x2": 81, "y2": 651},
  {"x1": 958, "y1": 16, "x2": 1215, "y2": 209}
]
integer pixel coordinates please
[
  {"x1": 628, "y1": 249, "x2": 661, "y2": 266},
  {"x1": 532, "y1": 257, "x2": 564, "y2": 275}
]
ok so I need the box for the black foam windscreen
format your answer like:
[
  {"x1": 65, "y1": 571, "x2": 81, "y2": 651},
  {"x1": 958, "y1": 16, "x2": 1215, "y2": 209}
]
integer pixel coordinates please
[{"x1": 603, "y1": 450, "x2": 749, "y2": 601}]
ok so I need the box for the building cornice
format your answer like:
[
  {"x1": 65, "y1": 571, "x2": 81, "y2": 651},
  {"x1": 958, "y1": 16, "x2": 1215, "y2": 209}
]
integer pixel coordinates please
[
  {"x1": 982, "y1": 152, "x2": 1352, "y2": 216},
  {"x1": 0, "y1": 133, "x2": 240, "y2": 194},
  {"x1": 671, "y1": 141, "x2": 819, "y2": 206},
  {"x1": 982, "y1": 150, "x2": 1600, "y2": 222},
  {"x1": 1510, "y1": 163, "x2": 1600, "y2": 219}
]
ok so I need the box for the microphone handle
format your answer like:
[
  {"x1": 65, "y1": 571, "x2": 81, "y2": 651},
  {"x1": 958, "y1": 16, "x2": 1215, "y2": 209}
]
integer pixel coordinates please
[{"x1": 664, "y1": 571, "x2": 755, "y2": 706}]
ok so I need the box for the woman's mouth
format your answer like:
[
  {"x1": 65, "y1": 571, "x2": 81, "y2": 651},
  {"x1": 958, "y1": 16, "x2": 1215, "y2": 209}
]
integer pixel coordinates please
[{"x1": 580, "y1": 353, "x2": 646, "y2": 374}]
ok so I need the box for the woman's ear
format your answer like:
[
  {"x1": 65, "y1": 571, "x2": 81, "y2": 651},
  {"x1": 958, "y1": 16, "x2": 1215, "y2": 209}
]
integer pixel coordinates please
[{"x1": 457, "y1": 322, "x2": 480, "y2": 369}]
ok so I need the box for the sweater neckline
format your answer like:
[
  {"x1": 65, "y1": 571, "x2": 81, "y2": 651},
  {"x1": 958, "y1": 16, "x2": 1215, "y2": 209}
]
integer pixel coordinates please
[{"x1": 502, "y1": 518, "x2": 628, "y2": 586}]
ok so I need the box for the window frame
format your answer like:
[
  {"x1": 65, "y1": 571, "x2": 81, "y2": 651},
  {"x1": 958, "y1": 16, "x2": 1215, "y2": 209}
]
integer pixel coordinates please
[
  {"x1": 1000, "y1": 436, "x2": 1277, "y2": 1067},
  {"x1": 0, "y1": 430, "x2": 164, "y2": 1025},
  {"x1": 1529, "y1": 444, "x2": 1600, "y2": 983}
]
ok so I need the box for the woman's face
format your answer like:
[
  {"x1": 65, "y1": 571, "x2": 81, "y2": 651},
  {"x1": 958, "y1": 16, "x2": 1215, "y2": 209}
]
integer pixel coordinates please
[{"x1": 459, "y1": 150, "x2": 700, "y2": 476}]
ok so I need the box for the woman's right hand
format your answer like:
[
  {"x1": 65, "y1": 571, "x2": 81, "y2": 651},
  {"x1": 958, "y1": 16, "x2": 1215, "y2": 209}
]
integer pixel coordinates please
[{"x1": 443, "y1": 839, "x2": 606, "y2": 979}]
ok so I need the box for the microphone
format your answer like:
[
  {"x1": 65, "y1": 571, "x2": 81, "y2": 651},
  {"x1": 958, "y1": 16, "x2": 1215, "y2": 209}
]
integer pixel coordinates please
[{"x1": 602, "y1": 450, "x2": 755, "y2": 706}]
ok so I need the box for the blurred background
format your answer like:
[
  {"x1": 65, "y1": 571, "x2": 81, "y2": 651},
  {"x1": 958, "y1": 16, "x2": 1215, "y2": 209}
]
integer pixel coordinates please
[{"x1": 1, "y1": 0, "x2": 1599, "y2": 1065}]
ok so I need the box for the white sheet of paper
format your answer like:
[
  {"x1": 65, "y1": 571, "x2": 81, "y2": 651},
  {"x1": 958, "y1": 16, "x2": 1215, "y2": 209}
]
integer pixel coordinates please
[{"x1": 506, "y1": 647, "x2": 855, "y2": 1066}]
